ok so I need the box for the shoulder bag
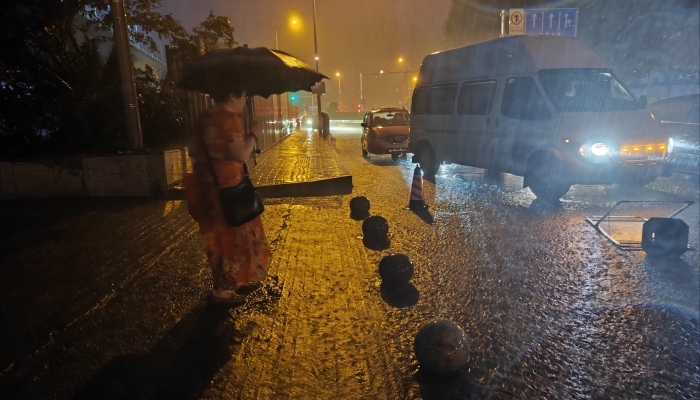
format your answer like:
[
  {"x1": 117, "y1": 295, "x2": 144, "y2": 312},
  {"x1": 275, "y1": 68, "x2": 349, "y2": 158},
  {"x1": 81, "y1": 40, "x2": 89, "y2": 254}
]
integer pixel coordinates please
[{"x1": 199, "y1": 134, "x2": 264, "y2": 226}]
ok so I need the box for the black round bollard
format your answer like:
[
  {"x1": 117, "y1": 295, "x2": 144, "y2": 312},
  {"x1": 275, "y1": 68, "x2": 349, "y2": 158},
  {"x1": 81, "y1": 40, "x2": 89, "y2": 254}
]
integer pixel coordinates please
[
  {"x1": 350, "y1": 196, "x2": 370, "y2": 220},
  {"x1": 378, "y1": 254, "x2": 414, "y2": 285},
  {"x1": 414, "y1": 319, "x2": 469, "y2": 374},
  {"x1": 641, "y1": 217, "x2": 689, "y2": 258},
  {"x1": 362, "y1": 215, "x2": 389, "y2": 241}
]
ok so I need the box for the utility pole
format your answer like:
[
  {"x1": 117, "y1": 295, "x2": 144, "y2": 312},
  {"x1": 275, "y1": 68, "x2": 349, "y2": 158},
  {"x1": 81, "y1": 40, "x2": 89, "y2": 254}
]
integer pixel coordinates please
[
  {"x1": 110, "y1": 0, "x2": 142, "y2": 149},
  {"x1": 359, "y1": 72, "x2": 364, "y2": 112},
  {"x1": 312, "y1": 0, "x2": 323, "y2": 128}
]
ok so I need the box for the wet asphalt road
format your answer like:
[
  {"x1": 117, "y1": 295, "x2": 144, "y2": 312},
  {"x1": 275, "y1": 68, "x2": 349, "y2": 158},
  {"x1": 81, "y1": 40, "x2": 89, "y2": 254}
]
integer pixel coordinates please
[{"x1": 1, "y1": 122, "x2": 698, "y2": 399}]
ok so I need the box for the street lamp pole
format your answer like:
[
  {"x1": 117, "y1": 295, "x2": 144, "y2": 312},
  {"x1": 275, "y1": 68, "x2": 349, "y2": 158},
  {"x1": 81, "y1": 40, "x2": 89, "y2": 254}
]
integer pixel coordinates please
[
  {"x1": 312, "y1": 0, "x2": 322, "y2": 124},
  {"x1": 336, "y1": 72, "x2": 341, "y2": 105},
  {"x1": 274, "y1": 20, "x2": 296, "y2": 51},
  {"x1": 359, "y1": 72, "x2": 363, "y2": 112}
]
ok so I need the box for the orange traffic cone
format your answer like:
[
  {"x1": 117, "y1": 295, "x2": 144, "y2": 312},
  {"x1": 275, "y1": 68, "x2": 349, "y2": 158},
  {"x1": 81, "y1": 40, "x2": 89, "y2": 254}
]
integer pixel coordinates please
[{"x1": 409, "y1": 165, "x2": 426, "y2": 210}]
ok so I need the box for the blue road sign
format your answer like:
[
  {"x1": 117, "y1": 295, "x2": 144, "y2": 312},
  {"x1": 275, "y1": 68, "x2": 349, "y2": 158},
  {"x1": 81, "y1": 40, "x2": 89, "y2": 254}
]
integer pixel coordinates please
[{"x1": 524, "y1": 8, "x2": 578, "y2": 37}]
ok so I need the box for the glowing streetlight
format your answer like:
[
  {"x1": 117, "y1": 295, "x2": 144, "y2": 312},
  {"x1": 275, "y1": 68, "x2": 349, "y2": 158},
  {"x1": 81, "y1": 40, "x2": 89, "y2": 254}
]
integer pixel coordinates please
[
  {"x1": 275, "y1": 18, "x2": 299, "y2": 50},
  {"x1": 336, "y1": 72, "x2": 341, "y2": 105}
]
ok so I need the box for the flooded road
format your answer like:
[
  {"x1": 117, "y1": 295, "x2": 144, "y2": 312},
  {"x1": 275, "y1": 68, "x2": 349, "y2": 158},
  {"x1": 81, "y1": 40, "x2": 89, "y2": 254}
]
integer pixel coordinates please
[
  {"x1": 326, "y1": 122, "x2": 699, "y2": 398},
  {"x1": 1, "y1": 123, "x2": 697, "y2": 399}
]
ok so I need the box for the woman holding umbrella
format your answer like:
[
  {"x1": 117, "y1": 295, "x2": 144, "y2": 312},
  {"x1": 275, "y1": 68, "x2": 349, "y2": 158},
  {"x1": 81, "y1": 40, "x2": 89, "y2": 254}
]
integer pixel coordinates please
[
  {"x1": 188, "y1": 88, "x2": 270, "y2": 307},
  {"x1": 180, "y1": 46, "x2": 327, "y2": 307}
]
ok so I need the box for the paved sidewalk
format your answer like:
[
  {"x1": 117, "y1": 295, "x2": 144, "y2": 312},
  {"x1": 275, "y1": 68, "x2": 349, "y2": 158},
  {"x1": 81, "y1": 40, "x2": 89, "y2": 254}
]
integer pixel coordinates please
[
  {"x1": 247, "y1": 129, "x2": 352, "y2": 198},
  {"x1": 172, "y1": 129, "x2": 352, "y2": 198}
]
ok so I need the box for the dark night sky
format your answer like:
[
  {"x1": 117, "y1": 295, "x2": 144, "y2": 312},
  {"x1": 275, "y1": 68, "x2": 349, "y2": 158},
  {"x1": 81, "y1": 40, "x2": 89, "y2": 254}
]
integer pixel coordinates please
[{"x1": 157, "y1": 0, "x2": 454, "y2": 109}]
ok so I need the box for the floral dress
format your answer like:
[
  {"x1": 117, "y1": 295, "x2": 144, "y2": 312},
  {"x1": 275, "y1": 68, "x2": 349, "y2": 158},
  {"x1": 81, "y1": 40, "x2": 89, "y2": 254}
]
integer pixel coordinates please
[{"x1": 189, "y1": 106, "x2": 271, "y2": 291}]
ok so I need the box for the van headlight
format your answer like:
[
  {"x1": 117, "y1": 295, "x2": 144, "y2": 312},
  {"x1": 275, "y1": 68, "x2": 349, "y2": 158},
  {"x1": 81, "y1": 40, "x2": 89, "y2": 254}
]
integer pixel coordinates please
[
  {"x1": 579, "y1": 142, "x2": 612, "y2": 157},
  {"x1": 667, "y1": 138, "x2": 674, "y2": 154}
]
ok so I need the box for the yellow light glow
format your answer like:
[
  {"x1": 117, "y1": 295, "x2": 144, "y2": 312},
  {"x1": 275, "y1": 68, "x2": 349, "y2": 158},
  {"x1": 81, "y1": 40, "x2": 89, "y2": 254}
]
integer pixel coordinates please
[
  {"x1": 621, "y1": 147, "x2": 629, "y2": 152},
  {"x1": 336, "y1": 72, "x2": 340, "y2": 77},
  {"x1": 398, "y1": 57, "x2": 403, "y2": 63},
  {"x1": 633, "y1": 147, "x2": 640, "y2": 151},
  {"x1": 413, "y1": 76, "x2": 417, "y2": 81},
  {"x1": 646, "y1": 146, "x2": 653, "y2": 151},
  {"x1": 659, "y1": 144, "x2": 665, "y2": 149},
  {"x1": 380, "y1": 70, "x2": 384, "y2": 74},
  {"x1": 292, "y1": 19, "x2": 298, "y2": 25}
]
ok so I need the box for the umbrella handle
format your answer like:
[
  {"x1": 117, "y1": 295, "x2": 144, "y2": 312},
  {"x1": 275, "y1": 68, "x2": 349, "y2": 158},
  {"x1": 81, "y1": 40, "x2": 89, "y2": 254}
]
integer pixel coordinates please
[{"x1": 245, "y1": 97, "x2": 258, "y2": 166}]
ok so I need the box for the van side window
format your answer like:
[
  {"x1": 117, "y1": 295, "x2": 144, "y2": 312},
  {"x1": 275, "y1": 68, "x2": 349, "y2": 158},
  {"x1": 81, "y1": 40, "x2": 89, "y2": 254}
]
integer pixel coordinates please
[
  {"x1": 412, "y1": 87, "x2": 429, "y2": 114},
  {"x1": 501, "y1": 77, "x2": 551, "y2": 120},
  {"x1": 428, "y1": 84, "x2": 458, "y2": 115},
  {"x1": 457, "y1": 81, "x2": 496, "y2": 115}
]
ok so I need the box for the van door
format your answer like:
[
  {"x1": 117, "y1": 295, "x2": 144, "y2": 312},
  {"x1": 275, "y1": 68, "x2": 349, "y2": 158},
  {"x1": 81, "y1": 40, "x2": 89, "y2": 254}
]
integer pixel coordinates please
[
  {"x1": 453, "y1": 80, "x2": 498, "y2": 167},
  {"x1": 488, "y1": 76, "x2": 554, "y2": 175},
  {"x1": 425, "y1": 84, "x2": 458, "y2": 163}
]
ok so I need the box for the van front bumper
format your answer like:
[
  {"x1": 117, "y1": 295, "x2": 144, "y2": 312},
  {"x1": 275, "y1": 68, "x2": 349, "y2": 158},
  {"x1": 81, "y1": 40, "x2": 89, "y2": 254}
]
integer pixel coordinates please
[{"x1": 566, "y1": 158, "x2": 667, "y2": 185}]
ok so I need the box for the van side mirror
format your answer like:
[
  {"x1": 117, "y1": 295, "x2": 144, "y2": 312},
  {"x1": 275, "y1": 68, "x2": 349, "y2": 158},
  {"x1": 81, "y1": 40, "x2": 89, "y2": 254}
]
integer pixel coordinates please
[
  {"x1": 638, "y1": 95, "x2": 647, "y2": 109},
  {"x1": 361, "y1": 122, "x2": 368, "y2": 128}
]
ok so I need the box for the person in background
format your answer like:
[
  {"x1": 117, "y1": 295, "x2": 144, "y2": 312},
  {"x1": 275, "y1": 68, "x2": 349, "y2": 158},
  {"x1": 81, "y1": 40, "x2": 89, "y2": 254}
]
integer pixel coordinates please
[{"x1": 188, "y1": 90, "x2": 271, "y2": 307}]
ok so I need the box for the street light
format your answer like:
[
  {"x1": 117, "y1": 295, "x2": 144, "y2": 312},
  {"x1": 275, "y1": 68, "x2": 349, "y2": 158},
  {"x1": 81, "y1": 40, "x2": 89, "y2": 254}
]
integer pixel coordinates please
[
  {"x1": 335, "y1": 72, "x2": 341, "y2": 105},
  {"x1": 311, "y1": 0, "x2": 325, "y2": 136},
  {"x1": 275, "y1": 19, "x2": 298, "y2": 50}
]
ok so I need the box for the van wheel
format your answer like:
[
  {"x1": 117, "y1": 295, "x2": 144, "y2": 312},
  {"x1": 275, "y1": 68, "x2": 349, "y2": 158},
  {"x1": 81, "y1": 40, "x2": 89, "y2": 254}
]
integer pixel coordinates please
[
  {"x1": 417, "y1": 143, "x2": 439, "y2": 177},
  {"x1": 391, "y1": 153, "x2": 400, "y2": 161},
  {"x1": 526, "y1": 156, "x2": 570, "y2": 203}
]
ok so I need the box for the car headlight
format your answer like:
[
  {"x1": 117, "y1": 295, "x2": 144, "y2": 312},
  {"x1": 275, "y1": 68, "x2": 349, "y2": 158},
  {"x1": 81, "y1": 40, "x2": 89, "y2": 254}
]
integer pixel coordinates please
[
  {"x1": 668, "y1": 137, "x2": 674, "y2": 154},
  {"x1": 579, "y1": 142, "x2": 612, "y2": 157},
  {"x1": 591, "y1": 143, "x2": 611, "y2": 156}
]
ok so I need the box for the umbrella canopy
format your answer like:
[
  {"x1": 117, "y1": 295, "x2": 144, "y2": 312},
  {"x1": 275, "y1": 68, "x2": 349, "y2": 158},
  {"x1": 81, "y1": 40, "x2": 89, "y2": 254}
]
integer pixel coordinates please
[{"x1": 177, "y1": 47, "x2": 328, "y2": 98}]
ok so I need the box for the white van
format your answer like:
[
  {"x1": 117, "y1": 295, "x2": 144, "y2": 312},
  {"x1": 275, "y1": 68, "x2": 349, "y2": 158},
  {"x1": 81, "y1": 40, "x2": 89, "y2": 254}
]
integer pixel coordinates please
[{"x1": 409, "y1": 35, "x2": 671, "y2": 202}]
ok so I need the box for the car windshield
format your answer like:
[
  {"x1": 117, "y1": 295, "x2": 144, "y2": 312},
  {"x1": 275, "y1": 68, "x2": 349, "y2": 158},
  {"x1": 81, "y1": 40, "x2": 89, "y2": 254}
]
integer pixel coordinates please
[
  {"x1": 538, "y1": 69, "x2": 640, "y2": 112},
  {"x1": 371, "y1": 111, "x2": 410, "y2": 126},
  {"x1": 649, "y1": 95, "x2": 700, "y2": 123}
]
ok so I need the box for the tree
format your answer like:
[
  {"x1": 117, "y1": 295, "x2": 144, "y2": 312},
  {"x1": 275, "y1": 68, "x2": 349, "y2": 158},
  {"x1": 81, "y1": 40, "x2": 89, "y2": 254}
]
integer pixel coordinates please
[{"x1": 0, "y1": 0, "x2": 236, "y2": 156}]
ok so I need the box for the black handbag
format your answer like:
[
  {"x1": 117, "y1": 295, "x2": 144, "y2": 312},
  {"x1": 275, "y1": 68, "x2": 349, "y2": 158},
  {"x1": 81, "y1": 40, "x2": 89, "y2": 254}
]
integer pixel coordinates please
[{"x1": 200, "y1": 134, "x2": 264, "y2": 226}]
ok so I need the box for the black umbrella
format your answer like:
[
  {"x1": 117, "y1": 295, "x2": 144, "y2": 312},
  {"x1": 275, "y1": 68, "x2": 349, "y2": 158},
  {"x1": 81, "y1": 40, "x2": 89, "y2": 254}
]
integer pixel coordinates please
[{"x1": 177, "y1": 46, "x2": 328, "y2": 98}]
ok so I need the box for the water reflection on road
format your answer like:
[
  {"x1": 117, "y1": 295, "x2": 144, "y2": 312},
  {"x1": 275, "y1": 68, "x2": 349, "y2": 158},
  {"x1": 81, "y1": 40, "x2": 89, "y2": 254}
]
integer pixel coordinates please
[{"x1": 330, "y1": 121, "x2": 699, "y2": 398}]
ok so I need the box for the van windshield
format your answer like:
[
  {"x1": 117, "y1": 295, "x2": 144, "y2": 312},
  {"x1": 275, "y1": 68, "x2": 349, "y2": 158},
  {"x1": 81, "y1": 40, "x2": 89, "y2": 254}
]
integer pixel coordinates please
[{"x1": 538, "y1": 69, "x2": 640, "y2": 112}]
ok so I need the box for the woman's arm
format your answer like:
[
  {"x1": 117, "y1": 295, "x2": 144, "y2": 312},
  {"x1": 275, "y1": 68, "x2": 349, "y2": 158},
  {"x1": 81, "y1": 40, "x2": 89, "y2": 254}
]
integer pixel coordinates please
[{"x1": 228, "y1": 120, "x2": 260, "y2": 162}]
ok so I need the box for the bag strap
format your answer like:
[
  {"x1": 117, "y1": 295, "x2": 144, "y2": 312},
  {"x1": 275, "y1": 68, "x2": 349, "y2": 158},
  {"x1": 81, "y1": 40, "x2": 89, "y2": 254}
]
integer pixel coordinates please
[{"x1": 198, "y1": 131, "x2": 221, "y2": 188}]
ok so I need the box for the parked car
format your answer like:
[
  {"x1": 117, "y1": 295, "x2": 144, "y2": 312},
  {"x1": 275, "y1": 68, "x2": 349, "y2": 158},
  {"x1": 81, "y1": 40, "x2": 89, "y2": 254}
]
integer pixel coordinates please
[
  {"x1": 649, "y1": 94, "x2": 699, "y2": 175},
  {"x1": 361, "y1": 108, "x2": 410, "y2": 160}
]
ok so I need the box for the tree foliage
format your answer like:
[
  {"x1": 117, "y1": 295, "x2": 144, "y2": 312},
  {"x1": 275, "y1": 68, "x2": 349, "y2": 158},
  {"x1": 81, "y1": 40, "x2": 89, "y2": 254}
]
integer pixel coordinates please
[{"x1": 0, "y1": 0, "x2": 235, "y2": 157}]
